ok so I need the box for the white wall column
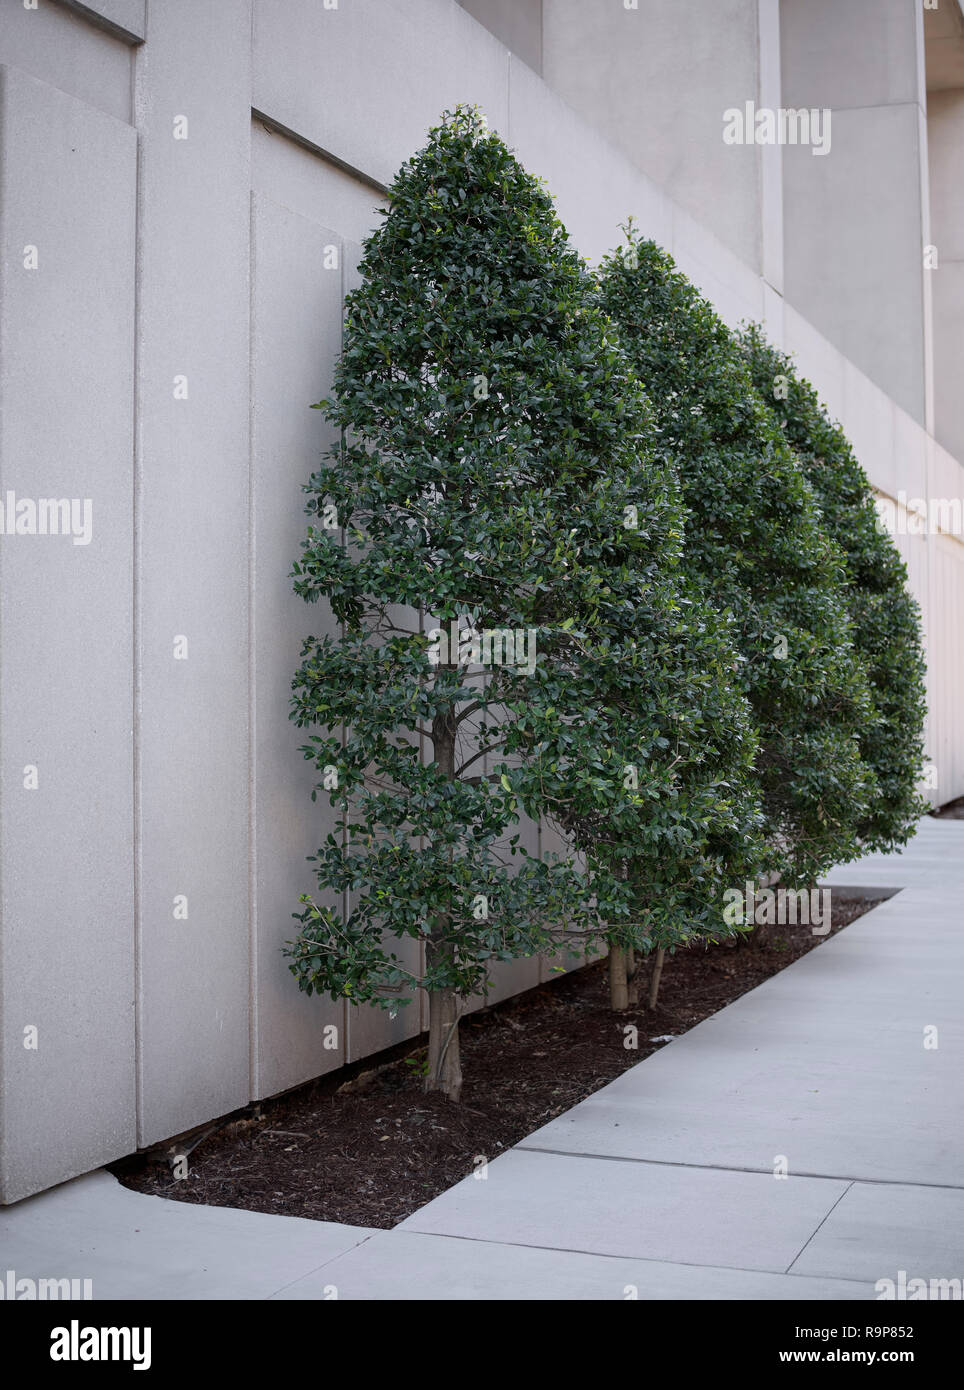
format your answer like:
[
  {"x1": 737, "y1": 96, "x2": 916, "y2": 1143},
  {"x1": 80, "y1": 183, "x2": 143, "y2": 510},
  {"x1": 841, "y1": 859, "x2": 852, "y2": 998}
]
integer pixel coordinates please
[{"x1": 780, "y1": 0, "x2": 932, "y2": 427}]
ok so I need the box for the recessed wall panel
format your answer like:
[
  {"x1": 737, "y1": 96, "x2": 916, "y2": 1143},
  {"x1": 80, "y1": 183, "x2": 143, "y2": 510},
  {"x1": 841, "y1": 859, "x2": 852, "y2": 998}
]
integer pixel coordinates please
[{"x1": 0, "y1": 67, "x2": 136, "y2": 1203}]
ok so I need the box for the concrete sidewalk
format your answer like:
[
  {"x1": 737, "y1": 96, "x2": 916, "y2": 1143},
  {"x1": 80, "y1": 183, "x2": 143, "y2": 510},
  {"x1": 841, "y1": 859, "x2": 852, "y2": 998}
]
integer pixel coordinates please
[{"x1": 2, "y1": 818, "x2": 962, "y2": 1299}]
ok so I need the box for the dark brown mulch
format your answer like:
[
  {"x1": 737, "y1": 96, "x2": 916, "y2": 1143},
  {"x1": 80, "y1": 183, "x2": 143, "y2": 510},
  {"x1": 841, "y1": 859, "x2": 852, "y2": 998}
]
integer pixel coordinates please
[
  {"x1": 112, "y1": 893, "x2": 883, "y2": 1229},
  {"x1": 932, "y1": 795, "x2": 964, "y2": 820}
]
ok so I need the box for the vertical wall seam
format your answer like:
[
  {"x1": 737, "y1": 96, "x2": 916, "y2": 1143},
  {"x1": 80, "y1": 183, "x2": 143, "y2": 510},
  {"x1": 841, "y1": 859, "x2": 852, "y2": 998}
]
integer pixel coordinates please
[
  {"x1": 246, "y1": 0, "x2": 258, "y2": 1101},
  {"x1": 131, "y1": 30, "x2": 145, "y2": 1149},
  {"x1": 0, "y1": 71, "x2": 8, "y2": 1197},
  {"x1": 758, "y1": 0, "x2": 784, "y2": 298},
  {"x1": 248, "y1": 187, "x2": 259, "y2": 1101},
  {"x1": 506, "y1": 47, "x2": 511, "y2": 138}
]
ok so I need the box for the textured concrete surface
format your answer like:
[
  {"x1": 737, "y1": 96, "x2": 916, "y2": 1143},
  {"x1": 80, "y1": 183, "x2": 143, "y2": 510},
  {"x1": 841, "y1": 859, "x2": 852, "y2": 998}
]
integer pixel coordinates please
[
  {"x1": 541, "y1": 0, "x2": 764, "y2": 271},
  {"x1": 401, "y1": 1150, "x2": 851, "y2": 1269},
  {"x1": 271, "y1": 1229, "x2": 870, "y2": 1302},
  {"x1": 781, "y1": 0, "x2": 930, "y2": 426},
  {"x1": 59, "y1": 1, "x2": 147, "y2": 43},
  {"x1": 132, "y1": 0, "x2": 254, "y2": 1151},
  {"x1": 790, "y1": 1182, "x2": 964, "y2": 1283},
  {"x1": 928, "y1": 86, "x2": 964, "y2": 466},
  {"x1": 0, "y1": 63, "x2": 138, "y2": 1205},
  {"x1": 0, "y1": 1171, "x2": 373, "y2": 1302},
  {"x1": 1, "y1": 820, "x2": 960, "y2": 1298}
]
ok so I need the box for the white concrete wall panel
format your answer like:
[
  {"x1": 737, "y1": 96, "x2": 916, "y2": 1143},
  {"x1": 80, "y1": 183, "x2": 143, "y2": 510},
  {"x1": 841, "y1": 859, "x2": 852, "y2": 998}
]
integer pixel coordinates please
[
  {"x1": 54, "y1": 0, "x2": 146, "y2": 44},
  {"x1": 781, "y1": 0, "x2": 922, "y2": 111},
  {"x1": 758, "y1": 0, "x2": 785, "y2": 296},
  {"x1": 251, "y1": 122, "x2": 386, "y2": 245},
  {"x1": 506, "y1": 54, "x2": 673, "y2": 269},
  {"x1": 0, "y1": 66, "x2": 137, "y2": 1203},
  {"x1": 0, "y1": 0, "x2": 133, "y2": 123},
  {"x1": 931, "y1": 534, "x2": 964, "y2": 803},
  {"x1": 541, "y1": 0, "x2": 763, "y2": 271},
  {"x1": 781, "y1": 0, "x2": 930, "y2": 426},
  {"x1": 782, "y1": 103, "x2": 928, "y2": 424},
  {"x1": 252, "y1": 0, "x2": 510, "y2": 188},
  {"x1": 132, "y1": 0, "x2": 253, "y2": 1146},
  {"x1": 459, "y1": 0, "x2": 542, "y2": 75},
  {"x1": 249, "y1": 194, "x2": 349, "y2": 1098},
  {"x1": 927, "y1": 88, "x2": 964, "y2": 464}
]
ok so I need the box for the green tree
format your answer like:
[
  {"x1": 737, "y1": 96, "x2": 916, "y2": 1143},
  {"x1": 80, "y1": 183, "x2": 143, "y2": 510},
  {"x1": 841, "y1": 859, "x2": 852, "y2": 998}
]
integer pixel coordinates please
[
  {"x1": 285, "y1": 112, "x2": 762, "y2": 1095},
  {"x1": 739, "y1": 325, "x2": 928, "y2": 847},
  {"x1": 522, "y1": 554, "x2": 765, "y2": 1008},
  {"x1": 599, "y1": 231, "x2": 878, "y2": 890}
]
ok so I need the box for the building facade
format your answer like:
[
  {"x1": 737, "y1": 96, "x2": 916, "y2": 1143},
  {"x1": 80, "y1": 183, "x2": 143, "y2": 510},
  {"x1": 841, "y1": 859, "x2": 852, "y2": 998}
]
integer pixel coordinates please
[{"x1": 1, "y1": 0, "x2": 961, "y2": 1203}]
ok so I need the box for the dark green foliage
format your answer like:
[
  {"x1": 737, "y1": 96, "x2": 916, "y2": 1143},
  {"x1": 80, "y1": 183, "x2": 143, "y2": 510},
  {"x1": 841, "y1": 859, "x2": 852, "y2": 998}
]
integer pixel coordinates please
[
  {"x1": 599, "y1": 231, "x2": 880, "y2": 884},
  {"x1": 739, "y1": 325, "x2": 928, "y2": 849},
  {"x1": 284, "y1": 111, "x2": 764, "y2": 1055},
  {"x1": 525, "y1": 571, "x2": 766, "y2": 957}
]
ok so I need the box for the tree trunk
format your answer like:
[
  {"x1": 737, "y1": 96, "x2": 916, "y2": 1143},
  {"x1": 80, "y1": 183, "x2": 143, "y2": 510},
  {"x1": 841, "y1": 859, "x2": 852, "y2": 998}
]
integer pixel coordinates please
[
  {"x1": 626, "y1": 946, "x2": 638, "y2": 1007},
  {"x1": 425, "y1": 708, "x2": 462, "y2": 1102},
  {"x1": 648, "y1": 947, "x2": 666, "y2": 1009},
  {"x1": 609, "y1": 944, "x2": 629, "y2": 1011},
  {"x1": 426, "y1": 982, "x2": 462, "y2": 1102}
]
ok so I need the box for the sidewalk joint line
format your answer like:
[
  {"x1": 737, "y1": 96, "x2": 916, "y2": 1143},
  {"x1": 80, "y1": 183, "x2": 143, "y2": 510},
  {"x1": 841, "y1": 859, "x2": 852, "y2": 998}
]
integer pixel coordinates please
[
  {"x1": 397, "y1": 1226, "x2": 876, "y2": 1289},
  {"x1": 266, "y1": 1232, "x2": 379, "y2": 1299},
  {"x1": 784, "y1": 1181, "x2": 855, "y2": 1275},
  {"x1": 513, "y1": 1145, "x2": 964, "y2": 1193}
]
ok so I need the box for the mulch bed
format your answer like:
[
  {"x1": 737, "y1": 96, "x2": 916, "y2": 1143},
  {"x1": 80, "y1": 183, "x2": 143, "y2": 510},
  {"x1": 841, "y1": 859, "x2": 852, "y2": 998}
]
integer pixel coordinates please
[
  {"x1": 113, "y1": 893, "x2": 881, "y2": 1229},
  {"x1": 932, "y1": 795, "x2": 964, "y2": 820}
]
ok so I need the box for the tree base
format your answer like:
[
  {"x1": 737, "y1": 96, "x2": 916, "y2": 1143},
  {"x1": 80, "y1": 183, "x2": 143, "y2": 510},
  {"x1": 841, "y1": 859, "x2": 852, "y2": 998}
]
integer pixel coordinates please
[{"x1": 426, "y1": 987, "x2": 463, "y2": 1102}]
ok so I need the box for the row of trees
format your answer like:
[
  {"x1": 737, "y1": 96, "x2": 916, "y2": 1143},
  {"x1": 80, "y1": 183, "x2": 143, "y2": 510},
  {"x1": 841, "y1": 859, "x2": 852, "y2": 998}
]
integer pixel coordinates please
[{"x1": 285, "y1": 109, "x2": 927, "y2": 1101}]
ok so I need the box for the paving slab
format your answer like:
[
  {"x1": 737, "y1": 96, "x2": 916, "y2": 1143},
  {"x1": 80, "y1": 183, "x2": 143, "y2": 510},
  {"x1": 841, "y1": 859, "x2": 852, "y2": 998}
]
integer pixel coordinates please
[
  {"x1": 514, "y1": 863, "x2": 964, "y2": 1186},
  {"x1": 790, "y1": 1181, "x2": 964, "y2": 1284},
  {"x1": 273, "y1": 1228, "x2": 874, "y2": 1300},
  {"x1": 0, "y1": 1170, "x2": 375, "y2": 1300},
  {"x1": 400, "y1": 1148, "x2": 849, "y2": 1272},
  {"x1": 519, "y1": 1094, "x2": 956, "y2": 1189}
]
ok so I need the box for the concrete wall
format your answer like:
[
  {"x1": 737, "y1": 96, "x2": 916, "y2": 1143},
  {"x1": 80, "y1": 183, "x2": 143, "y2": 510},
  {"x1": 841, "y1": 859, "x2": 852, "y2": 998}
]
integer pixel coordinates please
[
  {"x1": 928, "y1": 87, "x2": 964, "y2": 465},
  {"x1": 780, "y1": 0, "x2": 933, "y2": 430},
  {"x1": 540, "y1": 0, "x2": 766, "y2": 274},
  {"x1": 479, "y1": 0, "x2": 937, "y2": 431},
  {"x1": 458, "y1": 0, "x2": 542, "y2": 74},
  {"x1": 0, "y1": 0, "x2": 962, "y2": 1203},
  {"x1": 0, "y1": 59, "x2": 137, "y2": 1204}
]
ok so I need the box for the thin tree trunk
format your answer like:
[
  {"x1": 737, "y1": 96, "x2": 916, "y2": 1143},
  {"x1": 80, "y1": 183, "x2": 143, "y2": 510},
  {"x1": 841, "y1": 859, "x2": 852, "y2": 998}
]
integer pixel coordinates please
[
  {"x1": 425, "y1": 708, "x2": 462, "y2": 1101},
  {"x1": 626, "y1": 946, "x2": 638, "y2": 1007},
  {"x1": 648, "y1": 947, "x2": 666, "y2": 1009},
  {"x1": 753, "y1": 875, "x2": 778, "y2": 948},
  {"x1": 426, "y1": 977, "x2": 462, "y2": 1102},
  {"x1": 609, "y1": 864, "x2": 633, "y2": 1011},
  {"x1": 609, "y1": 944, "x2": 629, "y2": 1011}
]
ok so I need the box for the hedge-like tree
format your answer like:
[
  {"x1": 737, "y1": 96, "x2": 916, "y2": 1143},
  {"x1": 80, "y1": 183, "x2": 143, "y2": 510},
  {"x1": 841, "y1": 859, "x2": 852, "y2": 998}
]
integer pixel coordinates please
[
  {"x1": 738, "y1": 325, "x2": 928, "y2": 847},
  {"x1": 285, "y1": 111, "x2": 763, "y2": 1097},
  {"x1": 523, "y1": 556, "x2": 765, "y2": 1007},
  {"x1": 599, "y1": 232, "x2": 879, "y2": 887}
]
